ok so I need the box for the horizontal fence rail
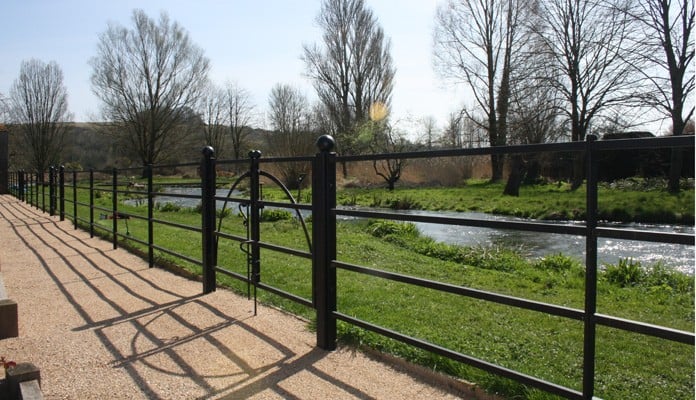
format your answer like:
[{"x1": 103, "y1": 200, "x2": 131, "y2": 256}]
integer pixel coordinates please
[{"x1": 8, "y1": 133, "x2": 694, "y2": 400}]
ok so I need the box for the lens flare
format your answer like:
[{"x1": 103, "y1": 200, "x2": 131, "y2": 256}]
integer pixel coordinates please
[{"x1": 369, "y1": 101, "x2": 388, "y2": 121}]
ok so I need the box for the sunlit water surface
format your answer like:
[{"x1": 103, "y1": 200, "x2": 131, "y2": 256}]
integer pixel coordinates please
[{"x1": 130, "y1": 187, "x2": 694, "y2": 274}]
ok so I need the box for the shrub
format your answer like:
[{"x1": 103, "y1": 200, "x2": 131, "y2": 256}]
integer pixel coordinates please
[
  {"x1": 338, "y1": 193, "x2": 358, "y2": 206},
  {"x1": 643, "y1": 262, "x2": 694, "y2": 293},
  {"x1": 603, "y1": 258, "x2": 644, "y2": 287},
  {"x1": 159, "y1": 202, "x2": 182, "y2": 212},
  {"x1": 216, "y1": 208, "x2": 231, "y2": 219},
  {"x1": 458, "y1": 246, "x2": 526, "y2": 272},
  {"x1": 603, "y1": 258, "x2": 693, "y2": 294},
  {"x1": 367, "y1": 220, "x2": 418, "y2": 238},
  {"x1": 260, "y1": 209, "x2": 292, "y2": 222},
  {"x1": 387, "y1": 196, "x2": 420, "y2": 210},
  {"x1": 366, "y1": 221, "x2": 525, "y2": 272},
  {"x1": 535, "y1": 253, "x2": 580, "y2": 272}
]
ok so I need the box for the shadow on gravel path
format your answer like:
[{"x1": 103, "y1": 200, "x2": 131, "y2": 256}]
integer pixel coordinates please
[{"x1": 0, "y1": 196, "x2": 471, "y2": 399}]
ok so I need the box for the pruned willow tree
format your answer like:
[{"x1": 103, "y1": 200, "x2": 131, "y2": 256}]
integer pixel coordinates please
[
  {"x1": 90, "y1": 9, "x2": 210, "y2": 169},
  {"x1": 434, "y1": 0, "x2": 527, "y2": 182},
  {"x1": 303, "y1": 0, "x2": 395, "y2": 178},
  {"x1": 9, "y1": 59, "x2": 72, "y2": 176},
  {"x1": 363, "y1": 116, "x2": 410, "y2": 191}
]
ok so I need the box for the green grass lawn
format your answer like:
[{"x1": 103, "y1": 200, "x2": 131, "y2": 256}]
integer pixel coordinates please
[
  {"x1": 332, "y1": 179, "x2": 695, "y2": 224},
  {"x1": 49, "y1": 180, "x2": 694, "y2": 400}
]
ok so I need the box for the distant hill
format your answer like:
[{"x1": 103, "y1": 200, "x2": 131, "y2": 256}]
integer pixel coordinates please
[{"x1": 8, "y1": 122, "x2": 277, "y2": 172}]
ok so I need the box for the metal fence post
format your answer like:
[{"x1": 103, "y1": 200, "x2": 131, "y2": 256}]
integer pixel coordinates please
[
  {"x1": 72, "y1": 170, "x2": 77, "y2": 229},
  {"x1": 35, "y1": 172, "x2": 39, "y2": 210},
  {"x1": 33, "y1": 172, "x2": 37, "y2": 208},
  {"x1": 18, "y1": 171, "x2": 24, "y2": 202},
  {"x1": 89, "y1": 169, "x2": 94, "y2": 238},
  {"x1": 41, "y1": 170, "x2": 47, "y2": 213},
  {"x1": 112, "y1": 168, "x2": 118, "y2": 249},
  {"x1": 312, "y1": 135, "x2": 337, "y2": 351},
  {"x1": 147, "y1": 164, "x2": 154, "y2": 268},
  {"x1": 582, "y1": 134, "x2": 599, "y2": 399},
  {"x1": 53, "y1": 166, "x2": 57, "y2": 214},
  {"x1": 249, "y1": 150, "x2": 262, "y2": 306},
  {"x1": 201, "y1": 146, "x2": 217, "y2": 294},
  {"x1": 49, "y1": 166, "x2": 55, "y2": 216},
  {"x1": 28, "y1": 173, "x2": 32, "y2": 205},
  {"x1": 59, "y1": 165, "x2": 65, "y2": 221}
]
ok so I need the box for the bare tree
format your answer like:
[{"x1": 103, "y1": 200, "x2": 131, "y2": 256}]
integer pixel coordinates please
[
  {"x1": 199, "y1": 83, "x2": 229, "y2": 158},
  {"x1": 0, "y1": 93, "x2": 9, "y2": 124},
  {"x1": 268, "y1": 84, "x2": 311, "y2": 136},
  {"x1": 434, "y1": 0, "x2": 526, "y2": 181},
  {"x1": 267, "y1": 84, "x2": 315, "y2": 188},
  {"x1": 224, "y1": 82, "x2": 256, "y2": 161},
  {"x1": 531, "y1": 0, "x2": 641, "y2": 188},
  {"x1": 508, "y1": 86, "x2": 564, "y2": 145},
  {"x1": 303, "y1": 0, "x2": 395, "y2": 177},
  {"x1": 503, "y1": 27, "x2": 566, "y2": 195},
  {"x1": 630, "y1": 0, "x2": 694, "y2": 192},
  {"x1": 419, "y1": 115, "x2": 438, "y2": 149},
  {"x1": 9, "y1": 59, "x2": 72, "y2": 175},
  {"x1": 90, "y1": 9, "x2": 210, "y2": 167},
  {"x1": 199, "y1": 82, "x2": 255, "y2": 162},
  {"x1": 441, "y1": 112, "x2": 463, "y2": 149},
  {"x1": 503, "y1": 81, "x2": 565, "y2": 194},
  {"x1": 312, "y1": 102, "x2": 337, "y2": 138}
]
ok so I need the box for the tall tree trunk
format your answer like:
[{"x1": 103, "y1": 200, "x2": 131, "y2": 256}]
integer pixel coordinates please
[
  {"x1": 667, "y1": 148, "x2": 684, "y2": 192},
  {"x1": 494, "y1": 35, "x2": 512, "y2": 184},
  {"x1": 570, "y1": 154, "x2": 585, "y2": 190},
  {"x1": 491, "y1": 154, "x2": 504, "y2": 182},
  {"x1": 523, "y1": 155, "x2": 541, "y2": 184},
  {"x1": 570, "y1": 117, "x2": 585, "y2": 190},
  {"x1": 667, "y1": 119, "x2": 685, "y2": 193},
  {"x1": 341, "y1": 161, "x2": 349, "y2": 179},
  {"x1": 503, "y1": 155, "x2": 525, "y2": 196}
]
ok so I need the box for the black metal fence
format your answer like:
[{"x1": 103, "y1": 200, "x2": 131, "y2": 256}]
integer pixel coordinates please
[{"x1": 7, "y1": 134, "x2": 695, "y2": 400}]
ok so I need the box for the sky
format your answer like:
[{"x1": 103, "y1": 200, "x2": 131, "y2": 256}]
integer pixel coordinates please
[{"x1": 0, "y1": 0, "x2": 468, "y2": 135}]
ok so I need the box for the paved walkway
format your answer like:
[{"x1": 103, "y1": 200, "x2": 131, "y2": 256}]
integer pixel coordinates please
[{"x1": 0, "y1": 195, "x2": 487, "y2": 399}]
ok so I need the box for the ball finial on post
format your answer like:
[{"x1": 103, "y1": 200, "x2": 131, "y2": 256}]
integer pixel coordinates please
[
  {"x1": 316, "y1": 135, "x2": 335, "y2": 152},
  {"x1": 202, "y1": 146, "x2": 215, "y2": 158}
]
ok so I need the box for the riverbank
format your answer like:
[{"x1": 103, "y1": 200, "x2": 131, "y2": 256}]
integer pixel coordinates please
[
  {"x1": 144, "y1": 179, "x2": 694, "y2": 272},
  {"x1": 333, "y1": 178, "x2": 695, "y2": 225}
]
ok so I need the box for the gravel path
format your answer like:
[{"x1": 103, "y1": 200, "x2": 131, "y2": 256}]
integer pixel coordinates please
[{"x1": 0, "y1": 196, "x2": 491, "y2": 400}]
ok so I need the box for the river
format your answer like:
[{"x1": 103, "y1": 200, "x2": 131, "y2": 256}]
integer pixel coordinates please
[
  {"x1": 398, "y1": 209, "x2": 694, "y2": 274},
  {"x1": 131, "y1": 187, "x2": 695, "y2": 274}
]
